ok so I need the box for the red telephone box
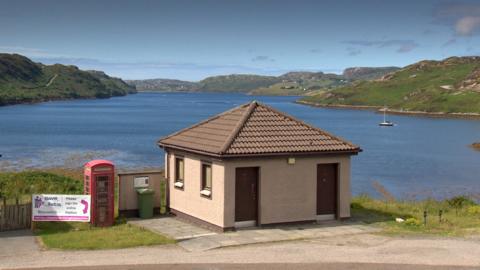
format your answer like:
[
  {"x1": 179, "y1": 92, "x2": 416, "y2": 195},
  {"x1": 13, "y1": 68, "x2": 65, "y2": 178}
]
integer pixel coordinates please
[{"x1": 84, "y1": 160, "x2": 115, "y2": 227}]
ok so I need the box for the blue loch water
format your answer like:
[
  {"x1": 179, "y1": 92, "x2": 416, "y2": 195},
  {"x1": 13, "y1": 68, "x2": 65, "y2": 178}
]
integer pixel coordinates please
[{"x1": 1, "y1": 92, "x2": 479, "y2": 199}]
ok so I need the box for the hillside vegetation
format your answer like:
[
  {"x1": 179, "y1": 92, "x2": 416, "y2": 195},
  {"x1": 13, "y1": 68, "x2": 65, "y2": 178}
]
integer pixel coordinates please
[
  {"x1": 128, "y1": 67, "x2": 397, "y2": 95},
  {"x1": 300, "y1": 57, "x2": 480, "y2": 114},
  {"x1": 343, "y1": 66, "x2": 400, "y2": 80},
  {"x1": 197, "y1": 74, "x2": 281, "y2": 93},
  {"x1": 127, "y1": 74, "x2": 281, "y2": 93},
  {"x1": 126, "y1": 78, "x2": 199, "y2": 92},
  {"x1": 0, "y1": 171, "x2": 82, "y2": 204},
  {"x1": 250, "y1": 71, "x2": 348, "y2": 96},
  {"x1": 0, "y1": 54, "x2": 136, "y2": 106}
]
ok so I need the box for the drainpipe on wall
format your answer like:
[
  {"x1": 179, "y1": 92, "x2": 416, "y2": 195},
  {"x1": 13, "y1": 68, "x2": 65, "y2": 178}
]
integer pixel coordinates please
[{"x1": 165, "y1": 150, "x2": 170, "y2": 213}]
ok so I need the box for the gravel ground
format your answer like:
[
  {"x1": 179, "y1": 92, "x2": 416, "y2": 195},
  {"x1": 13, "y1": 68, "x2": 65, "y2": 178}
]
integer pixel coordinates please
[{"x1": 1, "y1": 233, "x2": 480, "y2": 269}]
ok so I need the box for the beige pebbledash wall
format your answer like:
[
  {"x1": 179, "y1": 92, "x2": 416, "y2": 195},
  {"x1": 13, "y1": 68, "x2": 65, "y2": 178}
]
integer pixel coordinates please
[
  {"x1": 166, "y1": 150, "x2": 226, "y2": 227},
  {"x1": 223, "y1": 155, "x2": 351, "y2": 228},
  {"x1": 166, "y1": 149, "x2": 352, "y2": 229}
]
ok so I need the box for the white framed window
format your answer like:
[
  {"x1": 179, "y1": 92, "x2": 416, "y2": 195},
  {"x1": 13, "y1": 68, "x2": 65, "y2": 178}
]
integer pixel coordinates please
[
  {"x1": 174, "y1": 157, "x2": 184, "y2": 189},
  {"x1": 201, "y1": 163, "x2": 212, "y2": 197}
]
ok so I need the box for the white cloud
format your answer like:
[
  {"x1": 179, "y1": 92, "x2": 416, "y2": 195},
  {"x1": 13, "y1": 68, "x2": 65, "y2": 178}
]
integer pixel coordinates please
[
  {"x1": 343, "y1": 39, "x2": 419, "y2": 53},
  {"x1": 455, "y1": 16, "x2": 480, "y2": 36},
  {"x1": 251, "y1": 55, "x2": 275, "y2": 62},
  {"x1": 442, "y1": 38, "x2": 457, "y2": 47},
  {"x1": 346, "y1": 47, "x2": 362, "y2": 56},
  {"x1": 434, "y1": 2, "x2": 480, "y2": 36}
]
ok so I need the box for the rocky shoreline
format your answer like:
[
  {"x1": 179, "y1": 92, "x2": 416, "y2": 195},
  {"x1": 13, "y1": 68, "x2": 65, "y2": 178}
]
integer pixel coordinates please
[
  {"x1": 472, "y1": 142, "x2": 480, "y2": 151},
  {"x1": 0, "y1": 92, "x2": 137, "y2": 107},
  {"x1": 296, "y1": 100, "x2": 480, "y2": 119}
]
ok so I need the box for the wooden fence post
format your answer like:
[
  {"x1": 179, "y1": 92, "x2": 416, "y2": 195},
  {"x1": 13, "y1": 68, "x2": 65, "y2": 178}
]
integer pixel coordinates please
[
  {"x1": 0, "y1": 198, "x2": 4, "y2": 230},
  {"x1": 0, "y1": 202, "x2": 32, "y2": 232}
]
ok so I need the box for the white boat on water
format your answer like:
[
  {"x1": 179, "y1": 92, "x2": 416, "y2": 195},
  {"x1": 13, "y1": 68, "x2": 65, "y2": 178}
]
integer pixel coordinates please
[{"x1": 379, "y1": 108, "x2": 394, "y2": 126}]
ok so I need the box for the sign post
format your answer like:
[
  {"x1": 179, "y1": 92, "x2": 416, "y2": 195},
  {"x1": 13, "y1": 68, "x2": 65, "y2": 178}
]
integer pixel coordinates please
[{"x1": 32, "y1": 194, "x2": 91, "y2": 222}]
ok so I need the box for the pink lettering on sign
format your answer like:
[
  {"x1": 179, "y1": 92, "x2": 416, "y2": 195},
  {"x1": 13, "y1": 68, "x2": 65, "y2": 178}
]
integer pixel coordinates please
[
  {"x1": 33, "y1": 216, "x2": 89, "y2": 221},
  {"x1": 80, "y1": 199, "x2": 89, "y2": 214}
]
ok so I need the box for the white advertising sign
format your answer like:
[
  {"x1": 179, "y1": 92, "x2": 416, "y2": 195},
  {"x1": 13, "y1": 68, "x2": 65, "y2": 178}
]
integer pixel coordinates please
[
  {"x1": 32, "y1": 194, "x2": 91, "y2": 222},
  {"x1": 134, "y1": 176, "x2": 149, "y2": 188}
]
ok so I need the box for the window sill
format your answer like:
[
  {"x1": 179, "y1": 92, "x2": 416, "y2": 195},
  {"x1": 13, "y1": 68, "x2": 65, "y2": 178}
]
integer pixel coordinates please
[
  {"x1": 200, "y1": 189, "x2": 211, "y2": 197},
  {"x1": 174, "y1": 181, "x2": 184, "y2": 189}
]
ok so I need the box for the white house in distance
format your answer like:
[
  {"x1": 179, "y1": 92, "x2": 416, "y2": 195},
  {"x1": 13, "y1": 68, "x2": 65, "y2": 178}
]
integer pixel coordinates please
[{"x1": 158, "y1": 101, "x2": 361, "y2": 232}]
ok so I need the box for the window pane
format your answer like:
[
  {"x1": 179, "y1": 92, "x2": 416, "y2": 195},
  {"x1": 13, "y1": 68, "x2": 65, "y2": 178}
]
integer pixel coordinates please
[
  {"x1": 205, "y1": 165, "x2": 212, "y2": 189},
  {"x1": 179, "y1": 159, "x2": 184, "y2": 180},
  {"x1": 176, "y1": 158, "x2": 184, "y2": 181}
]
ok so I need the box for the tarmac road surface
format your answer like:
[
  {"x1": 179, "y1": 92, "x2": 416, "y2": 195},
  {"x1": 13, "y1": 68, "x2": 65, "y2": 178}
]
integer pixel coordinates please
[
  {"x1": 2, "y1": 231, "x2": 480, "y2": 269},
  {"x1": 8, "y1": 263, "x2": 480, "y2": 270}
]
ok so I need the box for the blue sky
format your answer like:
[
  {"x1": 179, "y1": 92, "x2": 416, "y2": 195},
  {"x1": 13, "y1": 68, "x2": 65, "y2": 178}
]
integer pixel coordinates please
[{"x1": 1, "y1": 0, "x2": 480, "y2": 80}]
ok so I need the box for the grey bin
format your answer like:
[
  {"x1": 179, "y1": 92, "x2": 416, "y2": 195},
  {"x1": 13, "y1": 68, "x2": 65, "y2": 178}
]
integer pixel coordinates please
[{"x1": 136, "y1": 188, "x2": 155, "y2": 218}]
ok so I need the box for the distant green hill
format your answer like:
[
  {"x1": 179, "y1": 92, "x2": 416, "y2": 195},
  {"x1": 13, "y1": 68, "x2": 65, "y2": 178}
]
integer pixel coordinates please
[
  {"x1": 127, "y1": 68, "x2": 397, "y2": 95},
  {"x1": 342, "y1": 66, "x2": 400, "y2": 80},
  {"x1": 242, "y1": 68, "x2": 398, "y2": 96},
  {"x1": 250, "y1": 71, "x2": 348, "y2": 96},
  {"x1": 0, "y1": 54, "x2": 136, "y2": 106},
  {"x1": 300, "y1": 56, "x2": 480, "y2": 114},
  {"x1": 197, "y1": 74, "x2": 281, "y2": 93},
  {"x1": 127, "y1": 74, "x2": 281, "y2": 93},
  {"x1": 126, "y1": 78, "x2": 199, "y2": 91}
]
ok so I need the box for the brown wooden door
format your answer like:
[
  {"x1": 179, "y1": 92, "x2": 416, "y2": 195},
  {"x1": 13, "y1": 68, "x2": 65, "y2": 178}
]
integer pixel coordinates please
[
  {"x1": 235, "y1": 167, "x2": 258, "y2": 222},
  {"x1": 317, "y1": 164, "x2": 337, "y2": 216}
]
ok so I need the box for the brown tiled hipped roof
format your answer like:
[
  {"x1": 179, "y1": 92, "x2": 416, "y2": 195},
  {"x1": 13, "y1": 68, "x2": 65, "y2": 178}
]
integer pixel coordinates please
[{"x1": 158, "y1": 101, "x2": 361, "y2": 157}]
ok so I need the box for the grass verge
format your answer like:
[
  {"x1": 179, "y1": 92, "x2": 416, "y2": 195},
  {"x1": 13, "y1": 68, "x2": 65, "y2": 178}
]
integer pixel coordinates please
[
  {"x1": 351, "y1": 195, "x2": 480, "y2": 237},
  {"x1": 35, "y1": 222, "x2": 175, "y2": 250}
]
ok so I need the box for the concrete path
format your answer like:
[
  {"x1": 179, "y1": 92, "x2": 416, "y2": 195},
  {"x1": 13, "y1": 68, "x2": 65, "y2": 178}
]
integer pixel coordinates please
[
  {"x1": 0, "y1": 230, "x2": 39, "y2": 260},
  {"x1": 129, "y1": 216, "x2": 379, "y2": 252},
  {"x1": 178, "y1": 222, "x2": 380, "y2": 251},
  {"x1": 129, "y1": 217, "x2": 216, "y2": 240}
]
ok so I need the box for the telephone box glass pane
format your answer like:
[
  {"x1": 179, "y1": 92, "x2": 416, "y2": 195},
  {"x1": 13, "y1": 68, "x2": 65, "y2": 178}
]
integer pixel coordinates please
[{"x1": 96, "y1": 176, "x2": 109, "y2": 193}]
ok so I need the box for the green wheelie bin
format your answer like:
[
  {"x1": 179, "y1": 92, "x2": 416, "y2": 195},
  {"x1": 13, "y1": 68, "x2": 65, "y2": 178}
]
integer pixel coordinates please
[{"x1": 136, "y1": 188, "x2": 154, "y2": 218}]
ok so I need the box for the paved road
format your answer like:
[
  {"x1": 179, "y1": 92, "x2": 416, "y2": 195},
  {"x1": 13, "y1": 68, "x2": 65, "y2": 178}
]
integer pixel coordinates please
[
  {"x1": 2, "y1": 231, "x2": 480, "y2": 269},
  {"x1": 0, "y1": 230, "x2": 38, "y2": 259},
  {"x1": 9, "y1": 263, "x2": 479, "y2": 270}
]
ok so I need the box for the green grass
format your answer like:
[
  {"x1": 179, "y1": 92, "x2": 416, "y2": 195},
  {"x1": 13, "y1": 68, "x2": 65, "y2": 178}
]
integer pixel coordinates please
[
  {"x1": 35, "y1": 222, "x2": 175, "y2": 250},
  {"x1": 250, "y1": 79, "x2": 347, "y2": 96},
  {"x1": 351, "y1": 195, "x2": 480, "y2": 237},
  {"x1": 301, "y1": 57, "x2": 480, "y2": 113},
  {"x1": 0, "y1": 171, "x2": 83, "y2": 204}
]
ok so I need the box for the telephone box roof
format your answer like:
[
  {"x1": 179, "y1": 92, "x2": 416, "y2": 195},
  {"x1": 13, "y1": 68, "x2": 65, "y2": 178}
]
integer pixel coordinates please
[{"x1": 84, "y1": 159, "x2": 114, "y2": 168}]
